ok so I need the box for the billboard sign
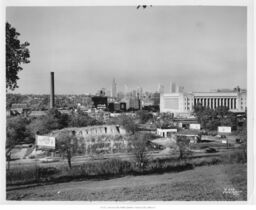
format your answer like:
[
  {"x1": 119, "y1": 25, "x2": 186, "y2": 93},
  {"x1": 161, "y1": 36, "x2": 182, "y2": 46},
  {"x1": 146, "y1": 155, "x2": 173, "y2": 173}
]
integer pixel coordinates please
[
  {"x1": 36, "y1": 135, "x2": 55, "y2": 150},
  {"x1": 189, "y1": 124, "x2": 201, "y2": 130},
  {"x1": 218, "y1": 126, "x2": 231, "y2": 133},
  {"x1": 222, "y1": 140, "x2": 227, "y2": 144}
]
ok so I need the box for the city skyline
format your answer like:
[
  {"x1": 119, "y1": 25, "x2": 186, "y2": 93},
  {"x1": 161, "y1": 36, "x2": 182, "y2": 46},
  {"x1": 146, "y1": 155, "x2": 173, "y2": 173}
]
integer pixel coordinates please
[{"x1": 6, "y1": 6, "x2": 246, "y2": 94}]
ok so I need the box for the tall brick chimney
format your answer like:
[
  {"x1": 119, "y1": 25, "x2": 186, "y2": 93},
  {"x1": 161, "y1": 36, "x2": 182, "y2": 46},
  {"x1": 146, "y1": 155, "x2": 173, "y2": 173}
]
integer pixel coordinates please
[{"x1": 50, "y1": 72, "x2": 55, "y2": 109}]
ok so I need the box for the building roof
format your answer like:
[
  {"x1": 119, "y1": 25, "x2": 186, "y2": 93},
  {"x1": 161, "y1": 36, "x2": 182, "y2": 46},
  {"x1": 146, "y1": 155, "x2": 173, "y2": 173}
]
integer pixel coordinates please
[
  {"x1": 11, "y1": 103, "x2": 28, "y2": 109},
  {"x1": 29, "y1": 111, "x2": 47, "y2": 117},
  {"x1": 178, "y1": 129, "x2": 201, "y2": 135}
]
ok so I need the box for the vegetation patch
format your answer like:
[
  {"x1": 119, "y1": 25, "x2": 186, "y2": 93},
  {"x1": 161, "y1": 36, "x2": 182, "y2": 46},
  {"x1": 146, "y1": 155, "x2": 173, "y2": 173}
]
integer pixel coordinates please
[{"x1": 7, "y1": 149, "x2": 247, "y2": 187}]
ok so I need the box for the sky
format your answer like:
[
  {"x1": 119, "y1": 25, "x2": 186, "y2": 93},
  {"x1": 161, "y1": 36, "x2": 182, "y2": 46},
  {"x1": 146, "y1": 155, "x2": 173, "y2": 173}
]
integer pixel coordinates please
[{"x1": 6, "y1": 6, "x2": 247, "y2": 94}]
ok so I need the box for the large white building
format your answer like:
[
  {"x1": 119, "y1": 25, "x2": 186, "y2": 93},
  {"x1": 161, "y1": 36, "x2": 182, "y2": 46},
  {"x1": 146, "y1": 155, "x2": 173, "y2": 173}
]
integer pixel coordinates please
[{"x1": 160, "y1": 88, "x2": 246, "y2": 115}]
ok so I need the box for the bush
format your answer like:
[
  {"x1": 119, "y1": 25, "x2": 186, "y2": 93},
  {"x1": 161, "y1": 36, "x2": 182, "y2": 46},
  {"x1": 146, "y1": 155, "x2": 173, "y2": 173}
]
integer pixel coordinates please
[
  {"x1": 65, "y1": 159, "x2": 132, "y2": 178},
  {"x1": 136, "y1": 110, "x2": 153, "y2": 124},
  {"x1": 191, "y1": 157, "x2": 222, "y2": 166},
  {"x1": 7, "y1": 167, "x2": 37, "y2": 185},
  {"x1": 8, "y1": 152, "x2": 244, "y2": 186},
  {"x1": 141, "y1": 159, "x2": 194, "y2": 174},
  {"x1": 6, "y1": 166, "x2": 61, "y2": 185},
  {"x1": 221, "y1": 150, "x2": 247, "y2": 164}
]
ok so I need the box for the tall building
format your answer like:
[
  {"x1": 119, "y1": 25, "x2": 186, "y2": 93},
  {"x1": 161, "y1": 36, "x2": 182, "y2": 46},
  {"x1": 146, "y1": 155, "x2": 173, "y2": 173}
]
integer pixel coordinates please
[
  {"x1": 105, "y1": 89, "x2": 111, "y2": 97},
  {"x1": 158, "y1": 84, "x2": 165, "y2": 94},
  {"x1": 124, "y1": 84, "x2": 129, "y2": 96},
  {"x1": 160, "y1": 87, "x2": 247, "y2": 116},
  {"x1": 137, "y1": 86, "x2": 143, "y2": 99},
  {"x1": 170, "y1": 81, "x2": 176, "y2": 93},
  {"x1": 111, "y1": 78, "x2": 117, "y2": 98},
  {"x1": 176, "y1": 85, "x2": 184, "y2": 93},
  {"x1": 97, "y1": 88, "x2": 106, "y2": 96}
]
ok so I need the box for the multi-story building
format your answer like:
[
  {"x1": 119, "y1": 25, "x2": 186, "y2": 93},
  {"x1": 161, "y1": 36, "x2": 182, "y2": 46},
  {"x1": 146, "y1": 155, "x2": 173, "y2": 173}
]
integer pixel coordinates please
[
  {"x1": 158, "y1": 84, "x2": 165, "y2": 94},
  {"x1": 129, "y1": 97, "x2": 141, "y2": 110},
  {"x1": 92, "y1": 96, "x2": 108, "y2": 110},
  {"x1": 170, "y1": 81, "x2": 176, "y2": 93},
  {"x1": 111, "y1": 78, "x2": 117, "y2": 98},
  {"x1": 160, "y1": 88, "x2": 246, "y2": 115}
]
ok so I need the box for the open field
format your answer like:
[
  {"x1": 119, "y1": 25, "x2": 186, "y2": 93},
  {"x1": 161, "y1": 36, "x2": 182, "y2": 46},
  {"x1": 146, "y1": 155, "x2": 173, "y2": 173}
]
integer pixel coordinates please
[{"x1": 6, "y1": 163, "x2": 247, "y2": 201}]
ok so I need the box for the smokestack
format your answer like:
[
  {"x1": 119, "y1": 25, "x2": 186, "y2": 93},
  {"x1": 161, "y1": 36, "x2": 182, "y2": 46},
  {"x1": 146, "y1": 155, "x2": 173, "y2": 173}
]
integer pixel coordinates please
[{"x1": 50, "y1": 72, "x2": 55, "y2": 109}]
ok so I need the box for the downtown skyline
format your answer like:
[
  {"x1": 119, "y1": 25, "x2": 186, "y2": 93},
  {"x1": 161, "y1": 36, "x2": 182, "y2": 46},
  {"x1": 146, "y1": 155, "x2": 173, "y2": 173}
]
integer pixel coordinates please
[{"x1": 6, "y1": 6, "x2": 246, "y2": 94}]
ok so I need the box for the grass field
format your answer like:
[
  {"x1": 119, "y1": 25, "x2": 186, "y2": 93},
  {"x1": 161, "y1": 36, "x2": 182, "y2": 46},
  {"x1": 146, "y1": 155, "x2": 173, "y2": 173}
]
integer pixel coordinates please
[{"x1": 6, "y1": 163, "x2": 247, "y2": 201}]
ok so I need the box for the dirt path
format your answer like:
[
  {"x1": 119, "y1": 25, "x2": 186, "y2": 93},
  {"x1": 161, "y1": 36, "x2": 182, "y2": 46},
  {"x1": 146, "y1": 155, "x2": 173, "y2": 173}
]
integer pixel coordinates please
[{"x1": 6, "y1": 164, "x2": 247, "y2": 201}]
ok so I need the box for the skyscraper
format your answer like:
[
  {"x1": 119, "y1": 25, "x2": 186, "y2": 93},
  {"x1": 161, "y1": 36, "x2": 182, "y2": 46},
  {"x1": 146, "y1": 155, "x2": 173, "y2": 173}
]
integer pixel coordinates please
[
  {"x1": 158, "y1": 84, "x2": 165, "y2": 94},
  {"x1": 170, "y1": 81, "x2": 176, "y2": 93},
  {"x1": 111, "y1": 78, "x2": 117, "y2": 97},
  {"x1": 124, "y1": 84, "x2": 129, "y2": 96},
  {"x1": 137, "y1": 86, "x2": 143, "y2": 99}
]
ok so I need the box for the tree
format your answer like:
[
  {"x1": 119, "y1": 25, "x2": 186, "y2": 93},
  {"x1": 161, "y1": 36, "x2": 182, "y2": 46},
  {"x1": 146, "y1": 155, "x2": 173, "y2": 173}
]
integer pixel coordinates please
[
  {"x1": 6, "y1": 22, "x2": 30, "y2": 90},
  {"x1": 136, "y1": 110, "x2": 153, "y2": 124},
  {"x1": 119, "y1": 114, "x2": 137, "y2": 134},
  {"x1": 69, "y1": 109, "x2": 102, "y2": 127},
  {"x1": 56, "y1": 131, "x2": 76, "y2": 169},
  {"x1": 6, "y1": 116, "x2": 33, "y2": 157},
  {"x1": 28, "y1": 108, "x2": 69, "y2": 135},
  {"x1": 176, "y1": 136, "x2": 191, "y2": 159},
  {"x1": 132, "y1": 133, "x2": 149, "y2": 169},
  {"x1": 193, "y1": 105, "x2": 236, "y2": 131},
  {"x1": 237, "y1": 121, "x2": 247, "y2": 161},
  {"x1": 6, "y1": 93, "x2": 28, "y2": 109},
  {"x1": 156, "y1": 112, "x2": 175, "y2": 128}
]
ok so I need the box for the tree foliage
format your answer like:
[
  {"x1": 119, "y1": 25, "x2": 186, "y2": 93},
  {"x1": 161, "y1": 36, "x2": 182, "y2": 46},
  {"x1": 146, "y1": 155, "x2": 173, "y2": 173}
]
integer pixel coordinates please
[
  {"x1": 132, "y1": 133, "x2": 149, "y2": 169},
  {"x1": 107, "y1": 114, "x2": 137, "y2": 134},
  {"x1": 176, "y1": 136, "x2": 191, "y2": 159},
  {"x1": 119, "y1": 114, "x2": 137, "y2": 134},
  {"x1": 6, "y1": 22, "x2": 30, "y2": 90},
  {"x1": 193, "y1": 105, "x2": 237, "y2": 131},
  {"x1": 56, "y1": 131, "x2": 76, "y2": 169},
  {"x1": 69, "y1": 109, "x2": 102, "y2": 127},
  {"x1": 28, "y1": 108, "x2": 69, "y2": 135},
  {"x1": 136, "y1": 110, "x2": 153, "y2": 124},
  {"x1": 155, "y1": 112, "x2": 175, "y2": 128},
  {"x1": 6, "y1": 116, "x2": 33, "y2": 155},
  {"x1": 6, "y1": 94, "x2": 28, "y2": 109}
]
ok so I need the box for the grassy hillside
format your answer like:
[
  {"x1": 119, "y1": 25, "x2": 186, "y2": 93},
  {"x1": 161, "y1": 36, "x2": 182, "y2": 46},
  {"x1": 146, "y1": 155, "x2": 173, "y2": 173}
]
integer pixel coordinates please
[{"x1": 7, "y1": 163, "x2": 246, "y2": 201}]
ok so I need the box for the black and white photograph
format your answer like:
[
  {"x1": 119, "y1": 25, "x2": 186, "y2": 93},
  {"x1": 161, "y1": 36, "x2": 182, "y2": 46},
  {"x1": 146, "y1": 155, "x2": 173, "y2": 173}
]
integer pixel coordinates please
[{"x1": 1, "y1": 0, "x2": 255, "y2": 204}]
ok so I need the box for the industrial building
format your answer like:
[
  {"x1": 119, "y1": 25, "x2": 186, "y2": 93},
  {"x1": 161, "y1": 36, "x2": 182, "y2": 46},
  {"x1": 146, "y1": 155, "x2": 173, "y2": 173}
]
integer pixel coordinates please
[
  {"x1": 111, "y1": 78, "x2": 117, "y2": 98},
  {"x1": 91, "y1": 96, "x2": 108, "y2": 110},
  {"x1": 108, "y1": 102, "x2": 126, "y2": 112}
]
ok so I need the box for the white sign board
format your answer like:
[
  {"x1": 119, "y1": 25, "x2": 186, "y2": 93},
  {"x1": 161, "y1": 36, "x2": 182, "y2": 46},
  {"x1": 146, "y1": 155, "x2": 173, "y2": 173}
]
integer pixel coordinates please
[
  {"x1": 189, "y1": 124, "x2": 201, "y2": 130},
  {"x1": 218, "y1": 126, "x2": 231, "y2": 133},
  {"x1": 222, "y1": 140, "x2": 227, "y2": 144},
  {"x1": 36, "y1": 135, "x2": 55, "y2": 149}
]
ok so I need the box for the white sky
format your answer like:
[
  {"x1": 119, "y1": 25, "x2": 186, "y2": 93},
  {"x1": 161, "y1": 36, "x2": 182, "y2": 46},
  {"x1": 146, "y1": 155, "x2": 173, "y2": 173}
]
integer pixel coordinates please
[{"x1": 6, "y1": 6, "x2": 246, "y2": 94}]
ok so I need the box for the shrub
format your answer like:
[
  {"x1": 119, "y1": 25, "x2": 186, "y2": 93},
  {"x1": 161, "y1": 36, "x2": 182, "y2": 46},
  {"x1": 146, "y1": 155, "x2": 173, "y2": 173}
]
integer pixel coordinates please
[
  {"x1": 8, "y1": 152, "x2": 243, "y2": 186},
  {"x1": 63, "y1": 159, "x2": 132, "y2": 178},
  {"x1": 191, "y1": 157, "x2": 222, "y2": 166},
  {"x1": 221, "y1": 150, "x2": 247, "y2": 164},
  {"x1": 7, "y1": 167, "x2": 37, "y2": 185}
]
